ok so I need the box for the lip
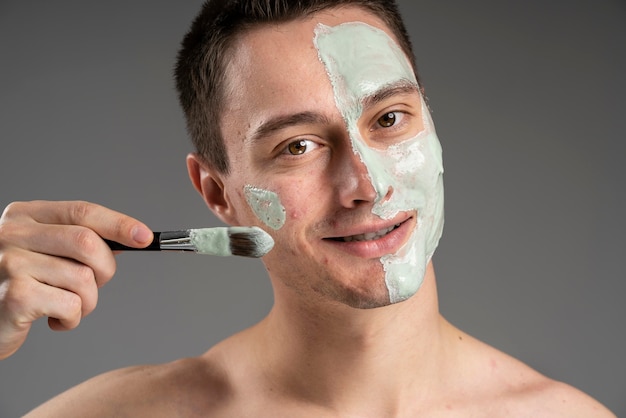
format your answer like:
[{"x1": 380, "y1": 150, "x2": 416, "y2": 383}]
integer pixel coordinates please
[{"x1": 322, "y1": 215, "x2": 415, "y2": 259}]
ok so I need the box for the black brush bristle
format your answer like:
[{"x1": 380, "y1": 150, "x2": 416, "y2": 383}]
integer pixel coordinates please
[{"x1": 228, "y1": 227, "x2": 274, "y2": 258}]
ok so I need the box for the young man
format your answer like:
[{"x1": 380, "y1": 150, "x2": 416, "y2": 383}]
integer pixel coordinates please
[{"x1": 0, "y1": 0, "x2": 614, "y2": 416}]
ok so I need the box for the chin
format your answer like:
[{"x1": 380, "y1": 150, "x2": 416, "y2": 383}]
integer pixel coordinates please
[
  {"x1": 345, "y1": 297, "x2": 395, "y2": 310},
  {"x1": 319, "y1": 276, "x2": 401, "y2": 310},
  {"x1": 343, "y1": 289, "x2": 417, "y2": 310}
]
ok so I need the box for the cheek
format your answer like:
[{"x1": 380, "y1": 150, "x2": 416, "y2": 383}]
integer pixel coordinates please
[
  {"x1": 386, "y1": 144, "x2": 426, "y2": 190},
  {"x1": 280, "y1": 181, "x2": 315, "y2": 222},
  {"x1": 242, "y1": 185, "x2": 286, "y2": 230},
  {"x1": 289, "y1": 207, "x2": 305, "y2": 221},
  {"x1": 245, "y1": 165, "x2": 329, "y2": 229},
  {"x1": 280, "y1": 173, "x2": 330, "y2": 225},
  {"x1": 242, "y1": 179, "x2": 315, "y2": 229}
]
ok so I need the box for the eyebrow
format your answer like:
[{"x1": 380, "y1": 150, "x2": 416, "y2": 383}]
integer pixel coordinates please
[
  {"x1": 248, "y1": 111, "x2": 332, "y2": 145},
  {"x1": 361, "y1": 80, "x2": 420, "y2": 111}
]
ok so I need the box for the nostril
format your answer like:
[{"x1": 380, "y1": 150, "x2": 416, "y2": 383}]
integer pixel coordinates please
[{"x1": 381, "y1": 186, "x2": 393, "y2": 202}]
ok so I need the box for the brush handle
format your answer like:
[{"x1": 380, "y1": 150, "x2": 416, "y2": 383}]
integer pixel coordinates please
[{"x1": 105, "y1": 232, "x2": 163, "y2": 251}]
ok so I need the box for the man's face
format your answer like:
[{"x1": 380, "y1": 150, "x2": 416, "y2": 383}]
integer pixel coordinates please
[{"x1": 217, "y1": 7, "x2": 443, "y2": 308}]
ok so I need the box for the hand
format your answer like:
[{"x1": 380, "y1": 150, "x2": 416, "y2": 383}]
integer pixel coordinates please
[{"x1": 0, "y1": 200, "x2": 153, "y2": 360}]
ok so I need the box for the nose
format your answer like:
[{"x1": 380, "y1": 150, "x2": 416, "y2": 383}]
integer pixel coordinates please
[{"x1": 334, "y1": 146, "x2": 379, "y2": 208}]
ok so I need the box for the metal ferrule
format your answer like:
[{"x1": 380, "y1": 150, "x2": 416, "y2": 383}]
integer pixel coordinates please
[{"x1": 158, "y1": 230, "x2": 196, "y2": 251}]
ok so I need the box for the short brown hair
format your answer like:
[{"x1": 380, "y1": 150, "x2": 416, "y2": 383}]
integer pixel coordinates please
[{"x1": 174, "y1": 0, "x2": 418, "y2": 174}]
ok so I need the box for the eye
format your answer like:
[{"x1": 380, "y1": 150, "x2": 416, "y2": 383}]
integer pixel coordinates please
[
  {"x1": 377, "y1": 112, "x2": 397, "y2": 128},
  {"x1": 366, "y1": 108, "x2": 417, "y2": 147},
  {"x1": 287, "y1": 139, "x2": 307, "y2": 155},
  {"x1": 374, "y1": 111, "x2": 407, "y2": 130},
  {"x1": 283, "y1": 139, "x2": 318, "y2": 156}
]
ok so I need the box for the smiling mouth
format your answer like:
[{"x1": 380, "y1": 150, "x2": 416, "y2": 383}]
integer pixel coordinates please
[{"x1": 329, "y1": 223, "x2": 402, "y2": 242}]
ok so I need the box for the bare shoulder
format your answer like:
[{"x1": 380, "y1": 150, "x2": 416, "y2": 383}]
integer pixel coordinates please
[
  {"x1": 517, "y1": 378, "x2": 617, "y2": 417},
  {"x1": 441, "y1": 324, "x2": 615, "y2": 417},
  {"x1": 463, "y1": 333, "x2": 615, "y2": 417},
  {"x1": 24, "y1": 356, "x2": 233, "y2": 417}
]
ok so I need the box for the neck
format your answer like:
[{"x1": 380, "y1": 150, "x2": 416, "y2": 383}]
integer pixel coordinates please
[{"x1": 256, "y1": 262, "x2": 453, "y2": 414}]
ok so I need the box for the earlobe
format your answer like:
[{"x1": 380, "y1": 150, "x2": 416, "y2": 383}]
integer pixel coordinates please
[{"x1": 186, "y1": 153, "x2": 237, "y2": 225}]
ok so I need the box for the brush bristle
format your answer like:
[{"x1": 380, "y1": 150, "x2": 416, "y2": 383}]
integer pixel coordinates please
[{"x1": 228, "y1": 226, "x2": 274, "y2": 258}]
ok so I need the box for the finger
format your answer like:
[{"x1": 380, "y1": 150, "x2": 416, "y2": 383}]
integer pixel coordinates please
[
  {"x1": 3, "y1": 200, "x2": 153, "y2": 248},
  {"x1": 48, "y1": 316, "x2": 79, "y2": 332},
  {"x1": 41, "y1": 286, "x2": 83, "y2": 331},
  {"x1": 31, "y1": 251, "x2": 100, "y2": 315},
  {"x1": 0, "y1": 271, "x2": 83, "y2": 332},
  {"x1": 5, "y1": 224, "x2": 117, "y2": 288},
  {"x1": 1, "y1": 247, "x2": 99, "y2": 315}
]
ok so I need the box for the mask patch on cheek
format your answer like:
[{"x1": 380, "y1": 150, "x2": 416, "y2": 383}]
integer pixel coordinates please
[{"x1": 243, "y1": 185, "x2": 286, "y2": 230}]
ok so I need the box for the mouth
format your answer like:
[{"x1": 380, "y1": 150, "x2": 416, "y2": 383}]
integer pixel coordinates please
[
  {"x1": 330, "y1": 223, "x2": 401, "y2": 242},
  {"x1": 321, "y1": 217, "x2": 413, "y2": 259}
]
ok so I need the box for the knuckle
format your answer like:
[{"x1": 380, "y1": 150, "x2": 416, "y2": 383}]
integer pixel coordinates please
[
  {"x1": 94, "y1": 269, "x2": 115, "y2": 290},
  {"x1": 82, "y1": 295, "x2": 98, "y2": 316},
  {"x1": 0, "y1": 218, "x2": 18, "y2": 245},
  {"x1": 80, "y1": 287, "x2": 98, "y2": 316},
  {"x1": 0, "y1": 250, "x2": 23, "y2": 275},
  {"x1": 113, "y1": 216, "x2": 131, "y2": 238},
  {"x1": 0, "y1": 278, "x2": 31, "y2": 320},
  {"x1": 0, "y1": 223, "x2": 7, "y2": 243},
  {"x1": 69, "y1": 264, "x2": 99, "y2": 314},
  {"x1": 73, "y1": 263, "x2": 96, "y2": 288},
  {"x1": 1, "y1": 201, "x2": 25, "y2": 219},
  {"x1": 69, "y1": 201, "x2": 95, "y2": 223},
  {"x1": 100, "y1": 259, "x2": 117, "y2": 283},
  {"x1": 62, "y1": 292, "x2": 83, "y2": 319},
  {"x1": 73, "y1": 228, "x2": 100, "y2": 254}
]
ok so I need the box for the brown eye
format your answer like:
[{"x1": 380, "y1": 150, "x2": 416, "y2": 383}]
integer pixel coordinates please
[
  {"x1": 377, "y1": 112, "x2": 396, "y2": 128},
  {"x1": 287, "y1": 139, "x2": 308, "y2": 155}
]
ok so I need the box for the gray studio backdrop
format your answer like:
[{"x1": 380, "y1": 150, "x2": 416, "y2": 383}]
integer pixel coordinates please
[{"x1": 0, "y1": 0, "x2": 624, "y2": 415}]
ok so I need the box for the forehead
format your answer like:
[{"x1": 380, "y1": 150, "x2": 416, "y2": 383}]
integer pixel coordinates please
[
  {"x1": 232, "y1": 6, "x2": 400, "y2": 59},
  {"x1": 223, "y1": 7, "x2": 406, "y2": 103},
  {"x1": 314, "y1": 21, "x2": 417, "y2": 105}
]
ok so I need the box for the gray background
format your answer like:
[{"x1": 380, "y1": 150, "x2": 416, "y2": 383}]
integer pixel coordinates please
[{"x1": 0, "y1": 0, "x2": 624, "y2": 415}]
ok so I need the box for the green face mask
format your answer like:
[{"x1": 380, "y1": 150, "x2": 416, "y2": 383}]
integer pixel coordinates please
[{"x1": 314, "y1": 22, "x2": 444, "y2": 303}]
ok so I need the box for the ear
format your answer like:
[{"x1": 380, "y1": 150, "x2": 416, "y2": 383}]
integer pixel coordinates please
[{"x1": 186, "y1": 153, "x2": 238, "y2": 225}]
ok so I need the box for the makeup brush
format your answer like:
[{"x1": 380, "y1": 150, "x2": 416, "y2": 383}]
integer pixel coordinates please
[{"x1": 105, "y1": 226, "x2": 274, "y2": 258}]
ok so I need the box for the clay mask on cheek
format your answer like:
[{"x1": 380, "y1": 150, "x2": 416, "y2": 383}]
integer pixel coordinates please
[
  {"x1": 244, "y1": 185, "x2": 286, "y2": 230},
  {"x1": 314, "y1": 22, "x2": 444, "y2": 303}
]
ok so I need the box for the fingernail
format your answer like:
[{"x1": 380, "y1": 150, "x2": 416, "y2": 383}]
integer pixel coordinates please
[{"x1": 132, "y1": 226, "x2": 152, "y2": 243}]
